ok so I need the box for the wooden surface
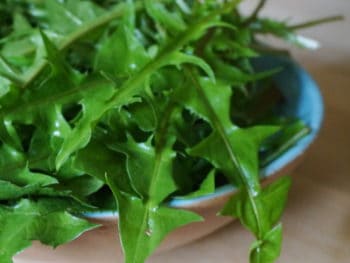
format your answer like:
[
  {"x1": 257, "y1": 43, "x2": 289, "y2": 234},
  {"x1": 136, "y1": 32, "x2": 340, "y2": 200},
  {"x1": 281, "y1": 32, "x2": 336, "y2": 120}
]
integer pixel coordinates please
[{"x1": 152, "y1": 1, "x2": 350, "y2": 262}]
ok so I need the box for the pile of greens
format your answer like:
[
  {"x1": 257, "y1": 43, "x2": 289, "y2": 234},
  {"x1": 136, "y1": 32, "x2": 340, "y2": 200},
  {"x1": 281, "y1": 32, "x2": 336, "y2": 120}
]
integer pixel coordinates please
[{"x1": 0, "y1": 1, "x2": 340, "y2": 263}]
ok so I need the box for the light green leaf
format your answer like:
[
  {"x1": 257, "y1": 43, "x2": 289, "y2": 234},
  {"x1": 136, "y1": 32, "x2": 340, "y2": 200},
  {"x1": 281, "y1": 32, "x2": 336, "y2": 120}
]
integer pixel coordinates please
[
  {"x1": 0, "y1": 144, "x2": 58, "y2": 187},
  {"x1": 220, "y1": 176, "x2": 291, "y2": 239},
  {"x1": 56, "y1": 175, "x2": 104, "y2": 198},
  {"x1": 55, "y1": 77, "x2": 116, "y2": 169},
  {"x1": 0, "y1": 180, "x2": 41, "y2": 200},
  {"x1": 219, "y1": 188, "x2": 268, "y2": 236},
  {"x1": 56, "y1": 8, "x2": 227, "y2": 169},
  {"x1": 260, "y1": 176, "x2": 292, "y2": 227},
  {"x1": 250, "y1": 224, "x2": 283, "y2": 263},
  {"x1": 94, "y1": 24, "x2": 150, "y2": 79},
  {"x1": 145, "y1": 0, "x2": 187, "y2": 33},
  {"x1": 43, "y1": 0, "x2": 103, "y2": 35},
  {"x1": 166, "y1": 53, "x2": 215, "y2": 82},
  {"x1": 107, "y1": 179, "x2": 202, "y2": 263},
  {"x1": 0, "y1": 199, "x2": 98, "y2": 263}
]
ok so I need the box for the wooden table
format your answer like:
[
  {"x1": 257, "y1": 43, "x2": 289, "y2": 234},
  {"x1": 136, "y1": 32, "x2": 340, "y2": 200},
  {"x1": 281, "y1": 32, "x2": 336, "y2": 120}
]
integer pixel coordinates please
[{"x1": 152, "y1": 1, "x2": 350, "y2": 262}]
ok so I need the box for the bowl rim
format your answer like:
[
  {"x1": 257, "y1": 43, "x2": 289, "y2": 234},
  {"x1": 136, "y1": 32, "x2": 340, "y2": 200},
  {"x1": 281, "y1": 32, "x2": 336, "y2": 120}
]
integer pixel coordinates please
[{"x1": 84, "y1": 56, "x2": 324, "y2": 219}]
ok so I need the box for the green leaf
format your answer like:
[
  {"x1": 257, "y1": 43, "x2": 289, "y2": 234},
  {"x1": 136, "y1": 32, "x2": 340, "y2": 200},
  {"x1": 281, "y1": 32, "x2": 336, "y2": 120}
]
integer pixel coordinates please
[
  {"x1": 110, "y1": 135, "x2": 177, "y2": 203},
  {"x1": 55, "y1": 8, "x2": 231, "y2": 169},
  {"x1": 107, "y1": 179, "x2": 202, "y2": 263},
  {"x1": 0, "y1": 199, "x2": 98, "y2": 263},
  {"x1": 127, "y1": 99, "x2": 157, "y2": 132},
  {"x1": 55, "y1": 77, "x2": 116, "y2": 169},
  {"x1": 74, "y1": 138, "x2": 135, "y2": 195},
  {"x1": 145, "y1": 0, "x2": 187, "y2": 33},
  {"x1": 178, "y1": 69, "x2": 287, "y2": 260},
  {"x1": 260, "y1": 176, "x2": 292, "y2": 227},
  {"x1": 220, "y1": 189, "x2": 265, "y2": 235},
  {"x1": 56, "y1": 175, "x2": 104, "y2": 198},
  {"x1": 221, "y1": 176, "x2": 291, "y2": 230},
  {"x1": 43, "y1": 0, "x2": 104, "y2": 35},
  {"x1": 250, "y1": 224, "x2": 283, "y2": 263},
  {"x1": 94, "y1": 24, "x2": 150, "y2": 80},
  {"x1": 0, "y1": 180, "x2": 41, "y2": 201},
  {"x1": 179, "y1": 75, "x2": 279, "y2": 191},
  {"x1": 0, "y1": 144, "x2": 58, "y2": 187},
  {"x1": 0, "y1": 55, "x2": 25, "y2": 87},
  {"x1": 166, "y1": 52, "x2": 215, "y2": 82},
  {"x1": 106, "y1": 101, "x2": 203, "y2": 263},
  {"x1": 0, "y1": 2, "x2": 319, "y2": 262}
]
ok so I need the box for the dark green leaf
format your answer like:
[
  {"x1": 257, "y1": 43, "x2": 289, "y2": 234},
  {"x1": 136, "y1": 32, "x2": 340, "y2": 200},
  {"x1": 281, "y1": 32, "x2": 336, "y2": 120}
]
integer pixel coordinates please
[{"x1": 177, "y1": 169, "x2": 216, "y2": 199}]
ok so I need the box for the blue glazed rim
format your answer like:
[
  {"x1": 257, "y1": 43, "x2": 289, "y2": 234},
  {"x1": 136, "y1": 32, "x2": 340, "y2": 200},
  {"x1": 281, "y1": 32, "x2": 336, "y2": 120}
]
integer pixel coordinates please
[{"x1": 85, "y1": 56, "x2": 324, "y2": 218}]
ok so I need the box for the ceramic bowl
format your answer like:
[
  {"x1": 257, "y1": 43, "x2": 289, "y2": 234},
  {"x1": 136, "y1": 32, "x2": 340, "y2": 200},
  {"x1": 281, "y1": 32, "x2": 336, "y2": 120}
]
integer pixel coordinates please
[{"x1": 14, "y1": 56, "x2": 324, "y2": 263}]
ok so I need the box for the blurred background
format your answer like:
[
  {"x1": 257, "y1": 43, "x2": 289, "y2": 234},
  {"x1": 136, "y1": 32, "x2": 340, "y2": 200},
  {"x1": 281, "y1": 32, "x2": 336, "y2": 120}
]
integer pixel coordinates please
[{"x1": 153, "y1": 0, "x2": 350, "y2": 262}]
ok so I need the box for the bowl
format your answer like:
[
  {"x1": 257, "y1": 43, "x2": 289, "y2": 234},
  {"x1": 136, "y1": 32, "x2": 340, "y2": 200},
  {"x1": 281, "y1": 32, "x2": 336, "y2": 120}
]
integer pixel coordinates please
[{"x1": 14, "y1": 56, "x2": 324, "y2": 263}]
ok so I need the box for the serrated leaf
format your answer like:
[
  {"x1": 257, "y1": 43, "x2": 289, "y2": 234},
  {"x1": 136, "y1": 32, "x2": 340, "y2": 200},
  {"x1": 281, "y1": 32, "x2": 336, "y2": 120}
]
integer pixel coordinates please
[
  {"x1": 94, "y1": 24, "x2": 150, "y2": 80},
  {"x1": 179, "y1": 69, "x2": 285, "y2": 257},
  {"x1": 105, "y1": 100, "x2": 204, "y2": 263},
  {"x1": 0, "y1": 144, "x2": 58, "y2": 187},
  {"x1": 55, "y1": 77, "x2": 116, "y2": 169},
  {"x1": 107, "y1": 178, "x2": 202, "y2": 263},
  {"x1": 110, "y1": 134, "x2": 177, "y2": 205},
  {"x1": 220, "y1": 176, "x2": 291, "y2": 239},
  {"x1": 56, "y1": 9, "x2": 227, "y2": 169},
  {"x1": 180, "y1": 75, "x2": 279, "y2": 191},
  {"x1": 175, "y1": 77, "x2": 232, "y2": 124},
  {"x1": 0, "y1": 199, "x2": 98, "y2": 263},
  {"x1": 0, "y1": 2, "x2": 315, "y2": 262},
  {"x1": 74, "y1": 138, "x2": 135, "y2": 195}
]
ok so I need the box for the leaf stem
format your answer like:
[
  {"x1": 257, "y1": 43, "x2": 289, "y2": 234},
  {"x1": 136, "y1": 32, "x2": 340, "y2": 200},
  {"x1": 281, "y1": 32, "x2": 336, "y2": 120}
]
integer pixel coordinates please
[
  {"x1": 128, "y1": 103, "x2": 176, "y2": 263},
  {"x1": 288, "y1": 15, "x2": 344, "y2": 30},
  {"x1": 186, "y1": 68, "x2": 264, "y2": 240},
  {"x1": 243, "y1": 0, "x2": 267, "y2": 26},
  {"x1": 0, "y1": 78, "x2": 111, "y2": 118}
]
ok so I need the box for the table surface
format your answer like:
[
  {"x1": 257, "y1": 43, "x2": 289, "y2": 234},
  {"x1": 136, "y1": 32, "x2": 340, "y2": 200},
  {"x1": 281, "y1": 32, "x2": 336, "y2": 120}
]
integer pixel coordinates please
[{"x1": 152, "y1": 1, "x2": 350, "y2": 262}]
